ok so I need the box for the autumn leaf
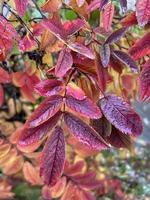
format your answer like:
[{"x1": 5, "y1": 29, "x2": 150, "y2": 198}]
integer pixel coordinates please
[
  {"x1": 65, "y1": 95, "x2": 102, "y2": 119},
  {"x1": 64, "y1": 112, "x2": 108, "y2": 150},
  {"x1": 99, "y1": 0, "x2": 109, "y2": 11},
  {"x1": 40, "y1": 126, "x2": 65, "y2": 186},
  {"x1": 107, "y1": 126, "x2": 133, "y2": 150},
  {"x1": 87, "y1": 0, "x2": 101, "y2": 13},
  {"x1": 0, "y1": 85, "x2": 4, "y2": 107},
  {"x1": 105, "y1": 27, "x2": 128, "y2": 44},
  {"x1": 102, "y1": 2, "x2": 114, "y2": 32},
  {"x1": 34, "y1": 79, "x2": 63, "y2": 97},
  {"x1": 91, "y1": 116, "x2": 112, "y2": 138},
  {"x1": 136, "y1": 0, "x2": 150, "y2": 26},
  {"x1": 66, "y1": 82, "x2": 86, "y2": 100},
  {"x1": 129, "y1": 31, "x2": 150, "y2": 60},
  {"x1": 112, "y1": 50, "x2": 139, "y2": 72},
  {"x1": 99, "y1": 95, "x2": 143, "y2": 136},
  {"x1": 41, "y1": 0, "x2": 62, "y2": 13},
  {"x1": 139, "y1": 60, "x2": 150, "y2": 101},
  {"x1": 26, "y1": 95, "x2": 63, "y2": 128},
  {"x1": 121, "y1": 12, "x2": 137, "y2": 27},
  {"x1": 14, "y1": 0, "x2": 28, "y2": 16},
  {"x1": 100, "y1": 44, "x2": 110, "y2": 67},
  {"x1": 68, "y1": 43, "x2": 95, "y2": 59},
  {"x1": 63, "y1": 19, "x2": 85, "y2": 36},
  {"x1": 18, "y1": 112, "x2": 62, "y2": 146},
  {"x1": 55, "y1": 48, "x2": 73, "y2": 78}
]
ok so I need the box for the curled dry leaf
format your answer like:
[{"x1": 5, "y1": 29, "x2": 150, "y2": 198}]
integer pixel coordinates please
[
  {"x1": 99, "y1": 95, "x2": 143, "y2": 136},
  {"x1": 65, "y1": 95, "x2": 102, "y2": 119},
  {"x1": 40, "y1": 126, "x2": 65, "y2": 186},
  {"x1": 25, "y1": 95, "x2": 63, "y2": 128},
  {"x1": 64, "y1": 112, "x2": 109, "y2": 150}
]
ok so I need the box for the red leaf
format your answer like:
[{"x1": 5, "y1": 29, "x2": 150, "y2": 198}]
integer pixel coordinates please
[
  {"x1": 40, "y1": 126, "x2": 65, "y2": 186},
  {"x1": 18, "y1": 112, "x2": 62, "y2": 146},
  {"x1": 65, "y1": 95, "x2": 102, "y2": 119},
  {"x1": 105, "y1": 27, "x2": 128, "y2": 44},
  {"x1": 119, "y1": 0, "x2": 127, "y2": 13},
  {"x1": 87, "y1": 0, "x2": 101, "y2": 14},
  {"x1": 95, "y1": 53, "x2": 107, "y2": 93},
  {"x1": 19, "y1": 34, "x2": 37, "y2": 52},
  {"x1": 68, "y1": 43, "x2": 95, "y2": 59},
  {"x1": 34, "y1": 79, "x2": 63, "y2": 97},
  {"x1": 71, "y1": 171, "x2": 101, "y2": 189},
  {"x1": 129, "y1": 31, "x2": 150, "y2": 60},
  {"x1": 99, "y1": 95, "x2": 143, "y2": 136},
  {"x1": 64, "y1": 160, "x2": 85, "y2": 176},
  {"x1": 107, "y1": 126, "x2": 133, "y2": 150},
  {"x1": 63, "y1": 19, "x2": 85, "y2": 36},
  {"x1": 64, "y1": 112, "x2": 108, "y2": 150},
  {"x1": 121, "y1": 12, "x2": 137, "y2": 27},
  {"x1": 41, "y1": 19, "x2": 66, "y2": 40},
  {"x1": 55, "y1": 48, "x2": 73, "y2": 78},
  {"x1": 0, "y1": 84, "x2": 4, "y2": 107},
  {"x1": 66, "y1": 82, "x2": 86, "y2": 100},
  {"x1": 15, "y1": 0, "x2": 28, "y2": 16},
  {"x1": 91, "y1": 116, "x2": 112, "y2": 138},
  {"x1": 136, "y1": 0, "x2": 150, "y2": 26},
  {"x1": 0, "y1": 68, "x2": 11, "y2": 84},
  {"x1": 99, "y1": 0, "x2": 109, "y2": 11},
  {"x1": 26, "y1": 95, "x2": 63, "y2": 128},
  {"x1": 110, "y1": 55, "x2": 124, "y2": 74},
  {"x1": 100, "y1": 44, "x2": 110, "y2": 67},
  {"x1": 139, "y1": 61, "x2": 150, "y2": 101},
  {"x1": 102, "y1": 2, "x2": 114, "y2": 32},
  {"x1": 112, "y1": 50, "x2": 139, "y2": 72}
]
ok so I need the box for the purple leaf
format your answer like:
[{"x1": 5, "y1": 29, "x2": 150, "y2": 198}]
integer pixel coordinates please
[
  {"x1": 105, "y1": 27, "x2": 128, "y2": 44},
  {"x1": 107, "y1": 126, "x2": 133, "y2": 150},
  {"x1": 26, "y1": 95, "x2": 63, "y2": 128},
  {"x1": 19, "y1": 112, "x2": 62, "y2": 146},
  {"x1": 34, "y1": 79, "x2": 63, "y2": 97},
  {"x1": 100, "y1": 44, "x2": 110, "y2": 67},
  {"x1": 99, "y1": 95, "x2": 143, "y2": 136},
  {"x1": 99, "y1": 0, "x2": 109, "y2": 11},
  {"x1": 64, "y1": 112, "x2": 109, "y2": 150},
  {"x1": 68, "y1": 43, "x2": 95, "y2": 59},
  {"x1": 40, "y1": 126, "x2": 65, "y2": 186},
  {"x1": 91, "y1": 116, "x2": 112, "y2": 138},
  {"x1": 119, "y1": 0, "x2": 127, "y2": 13},
  {"x1": 65, "y1": 95, "x2": 102, "y2": 119},
  {"x1": 112, "y1": 50, "x2": 139, "y2": 72},
  {"x1": 55, "y1": 48, "x2": 73, "y2": 78}
]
